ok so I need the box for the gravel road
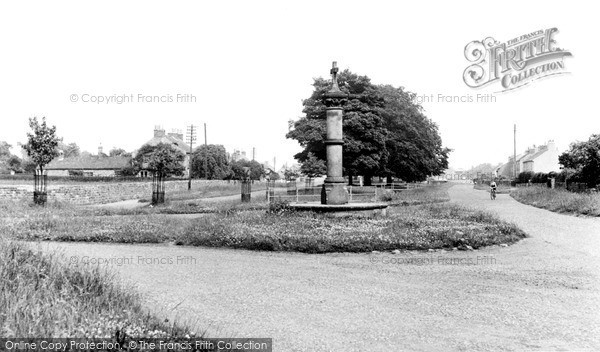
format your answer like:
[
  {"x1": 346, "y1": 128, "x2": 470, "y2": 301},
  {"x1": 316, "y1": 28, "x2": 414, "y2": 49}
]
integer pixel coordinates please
[{"x1": 35, "y1": 183, "x2": 600, "y2": 351}]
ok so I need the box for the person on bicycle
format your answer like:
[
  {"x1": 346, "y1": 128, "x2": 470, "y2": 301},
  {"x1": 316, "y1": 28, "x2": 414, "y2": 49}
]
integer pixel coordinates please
[{"x1": 490, "y1": 180, "x2": 498, "y2": 194}]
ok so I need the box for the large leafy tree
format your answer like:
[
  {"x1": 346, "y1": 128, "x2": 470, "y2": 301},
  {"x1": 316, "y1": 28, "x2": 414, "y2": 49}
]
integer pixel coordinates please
[
  {"x1": 287, "y1": 70, "x2": 450, "y2": 184},
  {"x1": 559, "y1": 134, "x2": 600, "y2": 187},
  {"x1": 229, "y1": 160, "x2": 265, "y2": 180},
  {"x1": 22, "y1": 117, "x2": 62, "y2": 174},
  {"x1": 287, "y1": 70, "x2": 388, "y2": 185},
  {"x1": 134, "y1": 143, "x2": 185, "y2": 176},
  {"x1": 191, "y1": 144, "x2": 231, "y2": 179},
  {"x1": 379, "y1": 85, "x2": 450, "y2": 182}
]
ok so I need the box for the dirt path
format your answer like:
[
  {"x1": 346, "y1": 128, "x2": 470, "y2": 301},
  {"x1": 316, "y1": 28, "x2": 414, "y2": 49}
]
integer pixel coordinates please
[
  {"x1": 35, "y1": 183, "x2": 600, "y2": 351},
  {"x1": 92, "y1": 190, "x2": 266, "y2": 209}
]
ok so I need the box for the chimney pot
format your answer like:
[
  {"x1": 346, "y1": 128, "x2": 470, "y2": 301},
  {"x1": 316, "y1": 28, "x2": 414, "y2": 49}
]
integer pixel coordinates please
[{"x1": 154, "y1": 126, "x2": 165, "y2": 137}]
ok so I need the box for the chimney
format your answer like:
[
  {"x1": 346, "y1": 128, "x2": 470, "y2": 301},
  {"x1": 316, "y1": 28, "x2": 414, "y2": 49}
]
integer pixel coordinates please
[
  {"x1": 98, "y1": 144, "x2": 103, "y2": 156},
  {"x1": 547, "y1": 139, "x2": 556, "y2": 151},
  {"x1": 154, "y1": 125, "x2": 165, "y2": 137},
  {"x1": 168, "y1": 129, "x2": 184, "y2": 141}
]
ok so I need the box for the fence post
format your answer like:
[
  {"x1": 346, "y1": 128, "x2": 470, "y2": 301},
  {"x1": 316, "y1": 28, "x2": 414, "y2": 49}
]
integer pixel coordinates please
[
  {"x1": 266, "y1": 182, "x2": 270, "y2": 202},
  {"x1": 296, "y1": 188, "x2": 299, "y2": 203}
]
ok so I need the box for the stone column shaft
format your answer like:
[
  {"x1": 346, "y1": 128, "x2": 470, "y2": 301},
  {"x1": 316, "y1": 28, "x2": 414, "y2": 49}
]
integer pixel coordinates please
[{"x1": 325, "y1": 107, "x2": 345, "y2": 183}]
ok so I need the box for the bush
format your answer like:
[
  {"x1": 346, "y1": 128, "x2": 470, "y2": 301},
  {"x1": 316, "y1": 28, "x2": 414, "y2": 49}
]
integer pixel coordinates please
[
  {"x1": 531, "y1": 172, "x2": 549, "y2": 184},
  {"x1": 517, "y1": 171, "x2": 535, "y2": 184},
  {"x1": 268, "y1": 199, "x2": 294, "y2": 214}
]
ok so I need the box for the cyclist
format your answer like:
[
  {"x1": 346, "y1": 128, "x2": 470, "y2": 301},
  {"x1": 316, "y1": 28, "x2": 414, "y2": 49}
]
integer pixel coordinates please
[{"x1": 490, "y1": 180, "x2": 498, "y2": 199}]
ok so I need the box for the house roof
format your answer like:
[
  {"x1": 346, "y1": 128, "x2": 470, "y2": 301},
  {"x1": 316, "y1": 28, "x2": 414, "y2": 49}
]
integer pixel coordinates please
[
  {"x1": 522, "y1": 146, "x2": 548, "y2": 163},
  {"x1": 46, "y1": 156, "x2": 131, "y2": 170},
  {"x1": 496, "y1": 162, "x2": 514, "y2": 177},
  {"x1": 141, "y1": 135, "x2": 190, "y2": 154}
]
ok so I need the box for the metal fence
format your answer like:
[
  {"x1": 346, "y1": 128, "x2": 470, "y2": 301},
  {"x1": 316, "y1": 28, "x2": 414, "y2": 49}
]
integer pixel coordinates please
[
  {"x1": 265, "y1": 181, "x2": 424, "y2": 203},
  {"x1": 33, "y1": 170, "x2": 47, "y2": 205}
]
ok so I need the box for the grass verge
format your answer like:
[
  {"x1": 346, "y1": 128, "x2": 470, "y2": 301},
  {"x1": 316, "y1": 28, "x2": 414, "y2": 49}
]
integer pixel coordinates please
[
  {"x1": 0, "y1": 236, "x2": 193, "y2": 338},
  {"x1": 6, "y1": 203, "x2": 525, "y2": 253},
  {"x1": 510, "y1": 187, "x2": 600, "y2": 216}
]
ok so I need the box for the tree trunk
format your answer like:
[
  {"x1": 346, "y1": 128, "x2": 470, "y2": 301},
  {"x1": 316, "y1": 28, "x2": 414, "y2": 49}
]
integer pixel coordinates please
[
  {"x1": 364, "y1": 174, "x2": 372, "y2": 186},
  {"x1": 386, "y1": 175, "x2": 393, "y2": 186},
  {"x1": 348, "y1": 172, "x2": 354, "y2": 186}
]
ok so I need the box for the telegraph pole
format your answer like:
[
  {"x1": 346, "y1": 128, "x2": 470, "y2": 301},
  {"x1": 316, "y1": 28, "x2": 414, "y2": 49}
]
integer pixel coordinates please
[
  {"x1": 513, "y1": 124, "x2": 517, "y2": 179},
  {"x1": 204, "y1": 123, "x2": 208, "y2": 179},
  {"x1": 186, "y1": 124, "x2": 197, "y2": 190}
]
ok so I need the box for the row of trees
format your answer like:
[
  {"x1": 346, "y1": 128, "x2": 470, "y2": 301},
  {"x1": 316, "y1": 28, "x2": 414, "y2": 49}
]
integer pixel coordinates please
[
  {"x1": 286, "y1": 69, "x2": 450, "y2": 185},
  {"x1": 132, "y1": 143, "x2": 268, "y2": 180}
]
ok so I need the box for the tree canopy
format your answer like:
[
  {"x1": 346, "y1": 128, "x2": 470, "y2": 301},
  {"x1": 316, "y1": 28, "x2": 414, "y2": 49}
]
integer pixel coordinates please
[
  {"x1": 56, "y1": 142, "x2": 80, "y2": 158},
  {"x1": 559, "y1": 134, "x2": 600, "y2": 187},
  {"x1": 191, "y1": 144, "x2": 231, "y2": 179},
  {"x1": 22, "y1": 117, "x2": 62, "y2": 173},
  {"x1": 109, "y1": 147, "x2": 132, "y2": 158},
  {"x1": 229, "y1": 159, "x2": 265, "y2": 180},
  {"x1": 134, "y1": 143, "x2": 185, "y2": 176},
  {"x1": 286, "y1": 69, "x2": 450, "y2": 183},
  {"x1": 300, "y1": 152, "x2": 326, "y2": 178}
]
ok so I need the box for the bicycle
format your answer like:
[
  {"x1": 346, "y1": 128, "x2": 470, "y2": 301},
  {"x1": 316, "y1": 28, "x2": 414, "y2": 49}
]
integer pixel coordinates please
[{"x1": 490, "y1": 187, "x2": 497, "y2": 200}]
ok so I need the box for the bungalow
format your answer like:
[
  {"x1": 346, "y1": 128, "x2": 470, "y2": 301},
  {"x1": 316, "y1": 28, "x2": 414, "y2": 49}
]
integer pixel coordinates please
[{"x1": 46, "y1": 151, "x2": 132, "y2": 177}]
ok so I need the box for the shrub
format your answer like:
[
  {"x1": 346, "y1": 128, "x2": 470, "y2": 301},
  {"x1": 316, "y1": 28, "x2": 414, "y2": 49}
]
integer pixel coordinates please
[
  {"x1": 517, "y1": 171, "x2": 535, "y2": 184},
  {"x1": 268, "y1": 199, "x2": 294, "y2": 214},
  {"x1": 531, "y1": 172, "x2": 549, "y2": 184}
]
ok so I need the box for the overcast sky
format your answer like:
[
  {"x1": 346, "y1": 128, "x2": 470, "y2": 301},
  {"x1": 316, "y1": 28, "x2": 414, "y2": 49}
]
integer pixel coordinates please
[{"x1": 1, "y1": 1, "x2": 597, "y2": 171}]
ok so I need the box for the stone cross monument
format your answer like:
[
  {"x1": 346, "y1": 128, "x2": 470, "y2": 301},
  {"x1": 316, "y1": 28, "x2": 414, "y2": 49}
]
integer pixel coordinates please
[{"x1": 322, "y1": 61, "x2": 349, "y2": 205}]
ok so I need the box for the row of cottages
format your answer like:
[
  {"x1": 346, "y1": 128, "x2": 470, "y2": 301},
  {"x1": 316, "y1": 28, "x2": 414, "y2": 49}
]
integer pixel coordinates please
[
  {"x1": 496, "y1": 140, "x2": 560, "y2": 178},
  {"x1": 45, "y1": 127, "x2": 190, "y2": 177}
]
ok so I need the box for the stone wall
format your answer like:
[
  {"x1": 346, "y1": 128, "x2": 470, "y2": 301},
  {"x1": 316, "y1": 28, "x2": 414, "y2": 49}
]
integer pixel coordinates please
[{"x1": 0, "y1": 179, "x2": 234, "y2": 205}]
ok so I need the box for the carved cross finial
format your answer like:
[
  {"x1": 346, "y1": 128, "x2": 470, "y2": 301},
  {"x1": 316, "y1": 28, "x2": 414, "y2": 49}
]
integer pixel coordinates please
[{"x1": 330, "y1": 61, "x2": 340, "y2": 92}]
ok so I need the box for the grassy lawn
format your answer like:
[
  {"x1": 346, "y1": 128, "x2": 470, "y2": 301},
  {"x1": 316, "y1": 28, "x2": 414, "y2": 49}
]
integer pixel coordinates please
[
  {"x1": 511, "y1": 187, "x2": 600, "y2": 216},
  {"x1": 155, "y1": 182, "x2": 267, "y2": 202},
  {"x1": 378, "y1": 183, "x2": 451, "y2": 205},
  {"x1": 0, "y1": 196, "x2": 267, "y2": 218},
  {"x1": 0, "y1": 236, "x2": 194, "y2": 338},
  {"x1": 3, "y1": 184, "x2": 525, "y2": 253},
  {"x1": 175, "y1": 204, "x2": 525, "y2": 252}
]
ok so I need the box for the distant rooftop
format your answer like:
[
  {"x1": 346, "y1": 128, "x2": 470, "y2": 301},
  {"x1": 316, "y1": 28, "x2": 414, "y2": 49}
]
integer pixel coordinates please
[{"x1": 46, "y1": 155, "x2": 131, "y2": 170}]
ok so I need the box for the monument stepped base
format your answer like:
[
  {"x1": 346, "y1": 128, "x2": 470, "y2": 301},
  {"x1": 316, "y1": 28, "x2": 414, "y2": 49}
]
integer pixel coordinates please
[{"x1": 288, "y1": 202, "x2": 388, "y2": 218}]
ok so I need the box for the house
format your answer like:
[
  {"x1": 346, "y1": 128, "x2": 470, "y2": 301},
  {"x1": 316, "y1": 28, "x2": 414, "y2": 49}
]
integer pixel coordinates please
[
  {"x1": 135, "y1": 126, "x2": 191, "y2": 177},
  {"x1": 46, "y1": 146, "x2": 132, "y2": 177},
  {"x1": 496, "y1": 140, "x2": 560, "y2": 178}
]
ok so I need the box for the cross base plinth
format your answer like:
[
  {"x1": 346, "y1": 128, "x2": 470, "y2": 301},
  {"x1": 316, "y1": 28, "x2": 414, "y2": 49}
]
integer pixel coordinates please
[{"x1": 321, "y1": 183, "x2": 349, "y2": 205}]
